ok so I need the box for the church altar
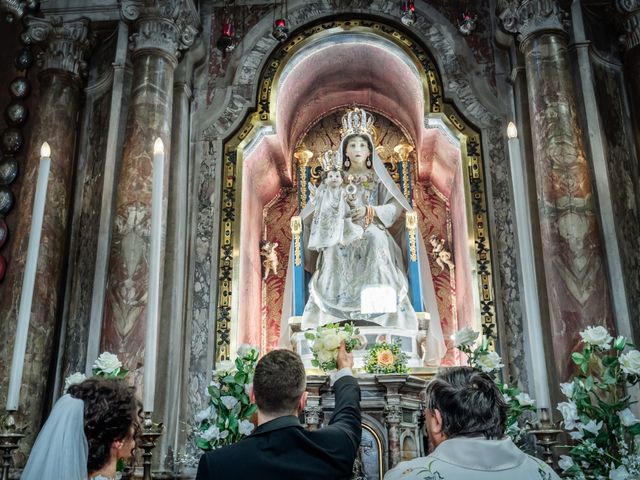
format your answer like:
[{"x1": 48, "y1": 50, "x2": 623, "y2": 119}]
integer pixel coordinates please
[{"x1": 304, "y1": 374, "x2": 427, "y2": 480}]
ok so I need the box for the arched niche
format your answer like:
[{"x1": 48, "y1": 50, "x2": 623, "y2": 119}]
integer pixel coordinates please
[{"x1": 213, "y1": 18, "x2": 496, "y2": 365}]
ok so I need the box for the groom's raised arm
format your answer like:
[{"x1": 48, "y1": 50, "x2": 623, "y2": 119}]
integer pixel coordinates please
[{"x1": 327, "y1": 343, "x2": 362, "y2": 457}]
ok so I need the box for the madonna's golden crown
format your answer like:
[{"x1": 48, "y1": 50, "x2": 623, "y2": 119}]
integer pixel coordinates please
[{"x1": 340, "y1": 107, "x2": 375, "y2": 138}]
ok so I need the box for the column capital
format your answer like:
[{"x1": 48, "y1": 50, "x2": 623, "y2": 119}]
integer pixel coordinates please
[
  {"x1": 22, "y1": 16, "x2": 93, "y2": 80},
  {"x1": 120, "y1": 0, "x2": 200, "y2": 64},
  {"x1": 616, "y1": 0, "x2": 640, "y2": 51},
  {"x1": 384, "y1": 405, "x2": 402, "y2": 424},
  {"x1": 498, "y1": 0, "x2": 570, "y2": 46}
]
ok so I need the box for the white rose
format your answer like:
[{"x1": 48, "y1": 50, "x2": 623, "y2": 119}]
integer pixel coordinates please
[
  {"x1": 515, "y1": 392, "x2": 535, "y2": 407},
  {"x1": 312, "y1": 336, "x2": 325, "y2": 353},
  {"x1": 582, "y1": 419, "x2": 603, "y2": 435},
  {"x1": 323, "y1": 331, "x2": 341, "y2": 351},
  {"x1": 453, "y1": 327, "x2": 479, "y2": 348},
  {"x1": 195, "y1": 407, "x2": 214, "y2": 423},
  {"x1": 238, "y1": 419, "x2": 255, "y2": 436},
  {"x1": 213, "y1": 360, "x2": 235, "y2": 376},
  {"x1": 63, "y1": 372, "x2": 87, "y2": 392},
  {"x1": 609, "y1": 465, "x2": 630, "y2": 480},
  {"x1": 618, "y1": 408, "x2": 640, "y2": 427},
  {"x1": 201, "y1": 425, "x2": 220, "y2": 441},
  {"x1": 219, "y1": 429, "x2": 229, "y2": 439},
  {"x1": 237, "y1": 344, "x2": 257, "y2": 358},
  {"x1": 560, "y1": 382, "x2": 575, "y2": 399},
  {"x1": 503, "y1": 393, "x2": 512, "y2": 403},
  {"x1": 245, "y1": 383, "x2": 252, "y2": 395},
  {"x1": 317, "y1": 349, "x2": 335, "y2": 365},
  {"x1": 220, "y1": 396, "x2": 238, "y2": 410},
  {"x1": 476, "y1": 351, "x2": 504, "y2": 373},
  {"x1": 568, "y1": 428, "x2": 584, "y2": 440},
  {"x1": 579, "y1": 326, "x2": 613, "y2": 349},
  {"x1": 558, "y1": 455, "x2": 575, "y2": 472},
  {"x1": 93, "y1": 352, "x2": 122, "y2": 373},
  {"x1": 557, "y1": 401, "x2": 580, "y2": 430},
  {"x1": 620, "y1": 350, "x2": 640, "y2": 376}
]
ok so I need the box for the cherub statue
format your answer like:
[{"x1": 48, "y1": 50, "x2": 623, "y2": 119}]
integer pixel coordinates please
[
  {"x1": 260, "y1": 241, "x2": 279, "y2": 279},
  {"x1": 429, "y1": 235, "x2": 455, "y2": 273}
]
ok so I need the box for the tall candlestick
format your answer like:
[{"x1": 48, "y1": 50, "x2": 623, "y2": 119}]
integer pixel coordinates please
[
  {"x1": 6, "y1": 142, "x2": 51, "y2": 411},
  {"x1": 507, "y1": 123, "x2": 551, "y2": 410},
  {"x1": 143, "y1": 138, "x2": 164, "y2": 412}
]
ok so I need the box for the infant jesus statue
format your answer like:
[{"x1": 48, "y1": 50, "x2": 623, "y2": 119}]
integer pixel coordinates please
[{"x1": 307, "y1": 151, "x2": 363, "y2": 251}]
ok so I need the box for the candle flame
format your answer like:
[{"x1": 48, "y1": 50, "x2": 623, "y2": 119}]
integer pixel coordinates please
[
  {"x1": 153, "y1": 138, "x2": 164, "y2": 155},
  {"x1": 507, "y1": 122, "x2": 518, "y2": 139},
  {"x1": 40, "y1": 142, "x2": 51, "y2": 157}
]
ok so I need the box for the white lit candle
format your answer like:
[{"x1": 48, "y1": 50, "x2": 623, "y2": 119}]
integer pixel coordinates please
[
  {"x1": 6, "y1": 142, "x2": 52, "y2": 411},
  {"x1": 507, "y1": 122, "x2": 551, "y2": 410},
  {"x1": 143, "y1": 138, "x2": 165, "y2": 412}
]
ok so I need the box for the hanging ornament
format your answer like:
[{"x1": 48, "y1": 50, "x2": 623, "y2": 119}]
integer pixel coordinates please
[
  {"x1": 0, "y1": 219, "x2": 7, "y2": 248},
  {"x1": 0, "y1": 187, "x2": 15, "y2": 215},
  {"x1": 9, "y1": 77, "x2": 30, "y2": 98},
  {"x1": 14, "y1": 48, "x2": 34, "y2": 70},
  {"x1": 5, "y1": 102, "x2": 28, "y2": 126},
  {"x1": 400, "y1": 0, "x2": 416, "y2": 26},
  {"x1": 1, "y1": 128, "x2": 24, "y2": 154},
  {"x1": 458, "y1": 11, "x2": 477, "y2": 36},
  {"x1": 0, "y1": 158, "x2": 18, "y2": 186},
  {"x1": 217, "y1": 21, "x2": 236, "y2": 53},
  {"x1": 271, "y1": 0, "x2": 289, "y2": 42},
  {"x1": 272, "y1": 18, "x2": 289, "y2": 42}
]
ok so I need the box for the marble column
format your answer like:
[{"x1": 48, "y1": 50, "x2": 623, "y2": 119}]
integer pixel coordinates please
[
  {"x1": 0, "y1": 16, "x2": 92, "y2": 459},
  {"x1": 101, "y1": 1, "x2": 199, "y2": 392},
  {"x1": 501, "y1": 0, "x2": 614, "y2": 381}
]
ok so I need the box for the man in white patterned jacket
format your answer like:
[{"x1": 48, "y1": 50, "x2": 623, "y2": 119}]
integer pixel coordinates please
[{"x1": 385, "y1": 367, "x2": 561, "y2": 480}]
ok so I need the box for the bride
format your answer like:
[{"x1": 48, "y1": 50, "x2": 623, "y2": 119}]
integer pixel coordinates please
[{"x1": 286, "y1": 107, "x2": 445, "y2": 365}]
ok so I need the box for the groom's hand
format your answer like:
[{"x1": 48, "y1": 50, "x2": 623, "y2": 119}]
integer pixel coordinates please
[{"x1": 336, "y1": 341, "x2": 354, "y2": 370}]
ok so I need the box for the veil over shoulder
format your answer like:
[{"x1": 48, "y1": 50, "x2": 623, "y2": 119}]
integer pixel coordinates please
[{"x1": 21, "y1": 394, "x2": 89, "y2": 480}]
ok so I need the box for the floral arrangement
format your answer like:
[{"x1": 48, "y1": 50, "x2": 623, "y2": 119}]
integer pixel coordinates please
[
  {"x1": 453, "y1": 327, "x2": 536, "y2": 445},
  {"x1": 63, "y1": 351, "x2": 128, "y2": 392},
  {"x1": 362, "y1": 339, "x2": 409, "y2": 374},
  {"x1": 195, "y1": 344, "x2": 260, "y2": 450},
  {"x1": 555, "y1": 326, "x2": 640, "y2": 480},
  {"x1": 304, "y1": 323, "x2": 360, "y2": 372}
]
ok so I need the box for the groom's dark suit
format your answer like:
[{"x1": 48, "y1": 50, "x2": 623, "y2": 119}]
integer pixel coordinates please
[{"x1": 196, "y1": 375, "x2": 361, "y2": 480}]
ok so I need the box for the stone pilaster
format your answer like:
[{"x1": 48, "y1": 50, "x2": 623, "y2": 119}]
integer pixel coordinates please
[
  {"x1": 500, "y1": 0, "x2": 615, "y2": 381},
  {"x1": 384, "y1": 405, "x2": 402, "y2": 469},
  {"x1": 616, "y1": 1, "x2": 640, "y2": 155},
  {"x1": 102, "y1": 0, "x2": 199, "y2": 404},
  {"x1": 0, "y1": 15, "x2": 92, "y2": 462}
]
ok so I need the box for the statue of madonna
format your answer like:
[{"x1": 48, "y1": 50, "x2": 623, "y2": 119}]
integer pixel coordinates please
[{"x1": 282, "y1": 108, "x2": 446, "y2": 366}]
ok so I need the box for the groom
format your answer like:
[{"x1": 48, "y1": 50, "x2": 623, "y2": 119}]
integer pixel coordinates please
[{"x1": 196, "y1": 343, "x2": 361, "y2": 479}]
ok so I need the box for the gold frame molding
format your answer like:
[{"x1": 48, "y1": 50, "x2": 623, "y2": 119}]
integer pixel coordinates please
[{"x1": 214, "y1": 18, "x2": 496, "y2": 362}]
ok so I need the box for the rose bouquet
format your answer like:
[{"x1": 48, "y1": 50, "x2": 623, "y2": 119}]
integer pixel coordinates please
[
  {"x1": 304, "y1": 323, "x2": 360, "y2": 372},
  {"x1": 453, "y1": 327, "x2": 536, "y2": 446},
  {"x1": 362, "y1": 339, "x2": 409, "y2": 374},
  {"x1": 63, "y1": 351, "x2": 128, "y2": 393},
  {"x1": 195, "y1": 344, "x2": 260, "y2": 450},
  {"x1": 555, "y1": 326, "x2": 640, "y2": 479}
]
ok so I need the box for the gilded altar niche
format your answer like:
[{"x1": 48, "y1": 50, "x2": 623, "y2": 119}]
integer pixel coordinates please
[
  {"x1": 260, "y1": 110, "x2": 472, "y2": 365},
  {"x1": 214, "y1": 19, "x2": 496, "y2": 365}
]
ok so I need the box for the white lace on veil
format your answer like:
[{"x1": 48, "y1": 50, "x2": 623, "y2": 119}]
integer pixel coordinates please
[{"x1": 21, "y1": 394, "x2": 89, "y2": 480}]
